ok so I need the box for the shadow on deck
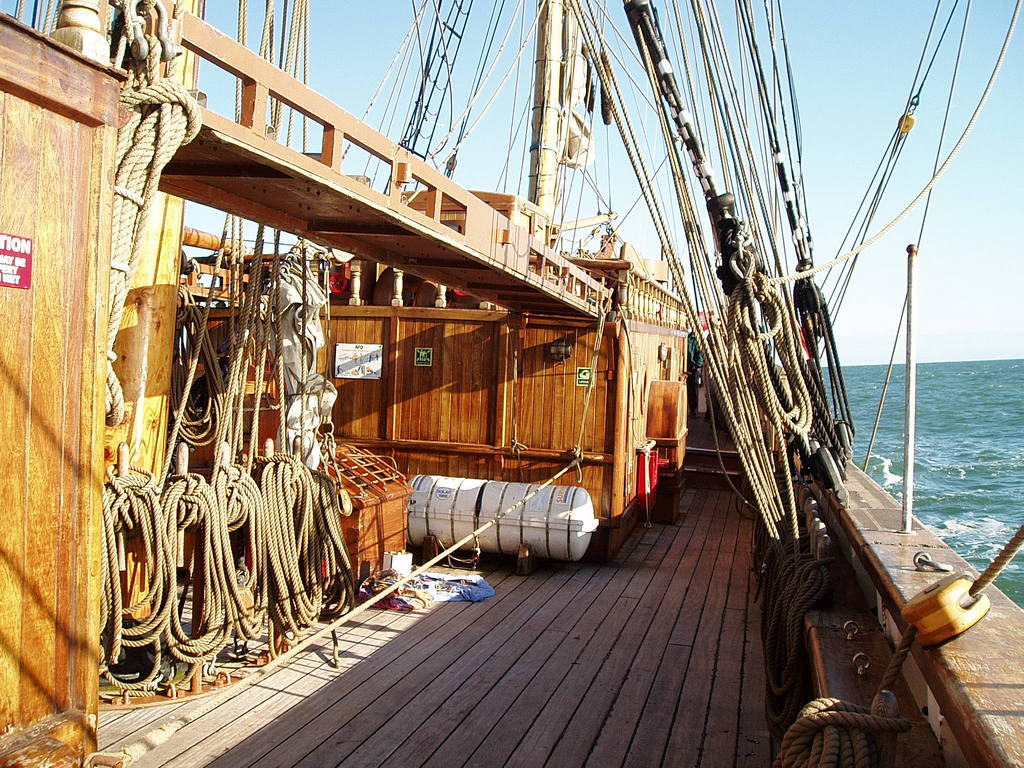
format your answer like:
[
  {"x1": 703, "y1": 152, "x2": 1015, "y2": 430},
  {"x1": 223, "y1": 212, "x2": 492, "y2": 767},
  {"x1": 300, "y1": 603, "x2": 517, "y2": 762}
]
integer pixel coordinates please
[{"x1": 100, "y1": 488, "x2": 766, "y2": 767}]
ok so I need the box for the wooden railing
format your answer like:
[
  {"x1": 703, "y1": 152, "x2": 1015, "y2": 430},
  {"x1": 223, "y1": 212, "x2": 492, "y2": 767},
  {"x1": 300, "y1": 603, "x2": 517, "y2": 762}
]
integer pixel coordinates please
[{"x1": 176, "y1": 12, "x2": 607, "y2": 316}]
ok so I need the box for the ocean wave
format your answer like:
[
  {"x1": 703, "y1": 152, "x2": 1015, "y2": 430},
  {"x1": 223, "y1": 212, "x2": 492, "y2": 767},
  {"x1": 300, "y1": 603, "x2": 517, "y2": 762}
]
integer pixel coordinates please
[
  {"x1": 869, "y1": 454, "x2": 903, "y2": 488},
  {"x1": 925, "y1": 516, "x2": 1015, "y2": 562}
]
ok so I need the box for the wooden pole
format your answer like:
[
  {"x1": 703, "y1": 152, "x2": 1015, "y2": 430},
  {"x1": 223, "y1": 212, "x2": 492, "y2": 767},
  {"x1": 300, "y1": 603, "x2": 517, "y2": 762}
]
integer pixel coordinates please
[{"x1": 527, "y1": 0, "x2": 563, "y2": 224}]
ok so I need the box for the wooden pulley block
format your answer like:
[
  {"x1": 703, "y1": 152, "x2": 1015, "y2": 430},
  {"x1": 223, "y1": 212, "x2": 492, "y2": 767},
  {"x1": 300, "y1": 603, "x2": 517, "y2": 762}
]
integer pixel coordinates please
[{"x1": 901, "y1": 572, "x2": 991, "y2": 647}]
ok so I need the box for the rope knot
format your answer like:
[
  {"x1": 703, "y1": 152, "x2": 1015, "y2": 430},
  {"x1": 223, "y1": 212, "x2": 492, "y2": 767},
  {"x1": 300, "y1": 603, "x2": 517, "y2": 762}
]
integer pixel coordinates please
[{"x1": 776, "y1": 697, "x2": 911, "y2": 768}]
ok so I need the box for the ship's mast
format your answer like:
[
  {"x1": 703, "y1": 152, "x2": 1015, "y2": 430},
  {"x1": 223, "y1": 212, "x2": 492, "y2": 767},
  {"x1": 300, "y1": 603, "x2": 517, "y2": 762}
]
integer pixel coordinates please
[{"x1": 527, "y1": 0, "x2": 564, "y2": 224}]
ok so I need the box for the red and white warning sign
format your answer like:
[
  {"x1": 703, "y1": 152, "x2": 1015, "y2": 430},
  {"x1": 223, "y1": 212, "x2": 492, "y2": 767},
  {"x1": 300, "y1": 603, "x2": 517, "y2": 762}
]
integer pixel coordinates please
[{"x1": 0, "y1": 233, "x2": 32, "y2": 290}]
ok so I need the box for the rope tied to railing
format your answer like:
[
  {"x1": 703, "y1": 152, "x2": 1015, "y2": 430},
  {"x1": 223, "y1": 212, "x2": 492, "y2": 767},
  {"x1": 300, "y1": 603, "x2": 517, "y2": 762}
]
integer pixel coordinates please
[
  {"x1": 104, "y1": 9, "x2": 202, "y2": 426},
  {"x1": 775, "y1": 698, "x2": 912, "y2": 768}
]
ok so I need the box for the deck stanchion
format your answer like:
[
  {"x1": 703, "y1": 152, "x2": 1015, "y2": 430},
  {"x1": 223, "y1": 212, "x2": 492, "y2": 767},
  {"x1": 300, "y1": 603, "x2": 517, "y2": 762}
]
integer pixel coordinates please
[{"x1": 902, "y1": 244, "x2": 918, "y2": 533}]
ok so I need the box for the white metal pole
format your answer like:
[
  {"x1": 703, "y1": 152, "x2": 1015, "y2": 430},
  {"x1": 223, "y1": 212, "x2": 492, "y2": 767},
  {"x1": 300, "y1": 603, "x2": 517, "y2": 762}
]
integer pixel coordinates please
[{"x1": 902, "y1": 244, "x2": 918, "y2": 533}]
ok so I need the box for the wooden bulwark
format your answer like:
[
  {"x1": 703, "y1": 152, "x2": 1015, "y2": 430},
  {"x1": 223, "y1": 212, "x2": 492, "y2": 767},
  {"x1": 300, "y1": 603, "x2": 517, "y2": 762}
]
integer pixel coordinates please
[
  {"x1": 820, "y1": 467, "x2": 1024, "y2": 768},
  {"x1": 162, "y1": 13, "x2": 608, "y2": 318},
  {"x1": 0, "y1": 14, "x2": 120, "y2": 761}
]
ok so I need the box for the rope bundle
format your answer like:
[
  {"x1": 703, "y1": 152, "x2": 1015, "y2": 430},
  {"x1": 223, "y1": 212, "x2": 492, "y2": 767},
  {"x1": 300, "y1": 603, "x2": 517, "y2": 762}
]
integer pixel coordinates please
[
  {"x1": 161, "y1": 471, "x2": 259, "y2": 662},
  {"x1": 100, "y1": 467, "x2": 176, "y2": 692},
  {"x1": 105, "y1": 33, "x2": 201, "y2": 426},
  {"x1": 759, "y1": 537, "x2": 832, "y2": 738},
  {"x1": 255, "y1": 454, "x2": 356, "y2": 638},
  {"x1": 775, "y1": 698, "x2": 911, "y2": 768}
]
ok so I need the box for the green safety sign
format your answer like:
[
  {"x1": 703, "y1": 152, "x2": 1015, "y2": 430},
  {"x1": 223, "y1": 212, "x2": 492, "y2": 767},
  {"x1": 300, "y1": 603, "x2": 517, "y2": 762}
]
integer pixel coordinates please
[
  {"x1": 576, "y1": 367, "x2": 593, "y2": 387},
  {"x1": 414, "y1": 347, "x2": 433, "y2": 367}
]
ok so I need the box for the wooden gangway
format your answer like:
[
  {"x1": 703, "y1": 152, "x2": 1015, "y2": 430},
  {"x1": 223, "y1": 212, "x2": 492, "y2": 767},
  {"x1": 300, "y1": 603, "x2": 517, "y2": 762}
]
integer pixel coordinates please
[{"x1": 161, "y1": 13, "x2": 608, "y2": 318}]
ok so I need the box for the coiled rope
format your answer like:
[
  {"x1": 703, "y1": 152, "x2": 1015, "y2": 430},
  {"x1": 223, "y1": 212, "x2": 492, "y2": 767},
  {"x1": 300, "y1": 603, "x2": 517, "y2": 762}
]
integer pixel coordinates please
[
  {"x1": 99, "y1": 455, "x2": 582, "y2": 765},
  {"x1": 104, "y1": 16, "x2": 201, "y2": 426},
  {"x1": 100, "y1": 465, "x2": 174, "y2": 692},
  {"x1": 775, "y1": 698, "x2": 911, "y2": 768},
  {"x1": 759, "y1": 534, "x2": 831, "y2": 739}
]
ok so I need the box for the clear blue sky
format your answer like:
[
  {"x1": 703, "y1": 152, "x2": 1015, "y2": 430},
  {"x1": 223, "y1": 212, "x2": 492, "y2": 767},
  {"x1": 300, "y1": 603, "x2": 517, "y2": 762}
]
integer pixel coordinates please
[{"x1": 5, "y1": 0, "x2": 1018, "y2": 365}]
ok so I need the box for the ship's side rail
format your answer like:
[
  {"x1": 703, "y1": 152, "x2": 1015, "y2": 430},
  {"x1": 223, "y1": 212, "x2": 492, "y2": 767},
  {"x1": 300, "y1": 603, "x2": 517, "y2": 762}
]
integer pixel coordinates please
[
  {"x1": 165, "y1": 13, "x2": 606, "y2": 318},
  {"x1": 812, "y1": 466, "x2": 1024, "y2": 768}
]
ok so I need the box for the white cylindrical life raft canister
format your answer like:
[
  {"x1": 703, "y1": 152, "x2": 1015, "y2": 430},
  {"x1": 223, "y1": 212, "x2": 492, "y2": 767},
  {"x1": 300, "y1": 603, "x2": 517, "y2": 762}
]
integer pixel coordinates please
[{"x1": 407, "y1": 475, "x2": 598, "y2": 562}]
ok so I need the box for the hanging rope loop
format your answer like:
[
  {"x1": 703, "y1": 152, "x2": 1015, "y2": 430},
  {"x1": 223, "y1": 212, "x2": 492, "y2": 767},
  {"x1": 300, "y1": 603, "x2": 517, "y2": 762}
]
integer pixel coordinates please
[{"x1": 104, "y1": 12, "x2": 202, "y2": 426}]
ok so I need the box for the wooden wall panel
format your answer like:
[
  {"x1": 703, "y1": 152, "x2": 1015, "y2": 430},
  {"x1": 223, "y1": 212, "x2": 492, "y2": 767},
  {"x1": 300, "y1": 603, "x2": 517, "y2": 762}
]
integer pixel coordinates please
[
  {"x1": 391, "y1": 318, "x2": 497, "y2": 445},
  {"x1": 0, "y1": 87, "x2": 35, "y2": 739},
  {"x1": 329, "y1": 316, "x2": 387, "y2": 438},
  {"x1": 514, "y1": 321, "x2": 614, "y2": 455},
  {"x1": 0, "y1": 18, "x2": 119, "y2": 757},
  {"x1": 390, "y1": 450, "x2": 493, "y2": 484},
  {"x1": 326, "y1": 309, "x2": 688, "y2": 551}
]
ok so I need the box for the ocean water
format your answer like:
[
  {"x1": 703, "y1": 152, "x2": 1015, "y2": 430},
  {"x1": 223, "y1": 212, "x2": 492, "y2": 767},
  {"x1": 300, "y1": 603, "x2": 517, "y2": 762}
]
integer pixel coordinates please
[{"x1": 841, "y1": 359, "x2": 1024, "y2": 606}]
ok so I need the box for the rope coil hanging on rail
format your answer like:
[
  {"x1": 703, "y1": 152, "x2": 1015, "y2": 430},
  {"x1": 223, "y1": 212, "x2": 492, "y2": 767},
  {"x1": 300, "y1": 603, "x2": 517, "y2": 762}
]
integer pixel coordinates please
[{"x1": 105, "y1": 7, "x2": 201, "y2": 426}]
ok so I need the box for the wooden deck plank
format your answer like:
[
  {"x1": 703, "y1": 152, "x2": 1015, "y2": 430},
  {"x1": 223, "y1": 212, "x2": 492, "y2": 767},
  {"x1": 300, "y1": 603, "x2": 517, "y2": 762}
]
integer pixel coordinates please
[
  {"x1": 97, "y1": 701, "x2": 193, "y2": 751},
  {"x1": 699, "y1": 607, "x2": 747, "y2": 767},
  {"x1": 377, "y1": 532, "x2": 649, "y2": 768},
  {"x1": 99, "y1": 489, "x2": 766, "y2": 768},
  {"x1": 117, "y1": 571, "x2": 513, "y2": 767},
  {"x1": 663, "y1": 492, "x2": 743, "y2": 767},
  {"x1": 736, "y1": 558, "x2": 771, "y2": 767},
  {"x1": 413, "y1": 526, "x2": 666, "y2": 768},
  {"x1": 297, "y1": 565, "x2": 579, "y2": 767},
  {"x1": 699, "y1": 538, "x2": 751, "y2": 768},
  {"x1": 334, "y1": 564, "x2": 601, "y2": 767},
  {"x1": 137, "y1": 601, "x2": 457, "y2": 767},
  {"x1": 617, "y1": 493, "x2": 720, "y2": 768},
  {"x1": 668, "y1": 491, "x2": 733, "y2": 648},
  {"x1": 586, "y1": 494, "x2": 717, "y2": 768},
  {"x1": 491, "y1": 527, "x2": 677, "y2": 768},
  {"x1": 537, "y1": 523, "x2": 711, "y2": 768},
  {"x1": 234, "y1": 567, "x2": 562, "y2": 767},
  {"x1": 202, "y1": 570, "x2": 533, "y2": 768},
  {"x1": 99, "y1": 595, "x2": 430, "y2": 752}
]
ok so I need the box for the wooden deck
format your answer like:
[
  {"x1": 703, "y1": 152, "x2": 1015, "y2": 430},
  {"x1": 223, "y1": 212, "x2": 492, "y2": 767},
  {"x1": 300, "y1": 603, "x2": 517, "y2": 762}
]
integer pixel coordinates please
[{"x1": 99, "y1": 488, "x2": 767, "y2": 767}]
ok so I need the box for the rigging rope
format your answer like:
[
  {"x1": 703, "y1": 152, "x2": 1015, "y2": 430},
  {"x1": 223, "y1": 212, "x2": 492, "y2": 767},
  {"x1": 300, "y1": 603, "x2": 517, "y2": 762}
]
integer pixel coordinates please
[{"x1": 768, "y1": 0, "x2": 1020, "y2": 287}]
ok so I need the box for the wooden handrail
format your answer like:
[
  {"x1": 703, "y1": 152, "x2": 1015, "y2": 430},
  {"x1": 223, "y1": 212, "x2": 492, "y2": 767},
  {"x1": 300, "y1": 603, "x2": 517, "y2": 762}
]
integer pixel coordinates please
[{"x1": 175, "y1": 12, "x2": 607, "y2": 315}]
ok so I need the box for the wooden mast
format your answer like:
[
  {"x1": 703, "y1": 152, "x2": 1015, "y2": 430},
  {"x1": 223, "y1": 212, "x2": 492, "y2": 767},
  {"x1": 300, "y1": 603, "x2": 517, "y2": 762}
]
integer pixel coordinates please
[
  {"x1": 527, "y1": 0, "x2": 563, "y2": 224},
  {"x1": 104, "y1": 0, "x2": 199, "y2": 474}
]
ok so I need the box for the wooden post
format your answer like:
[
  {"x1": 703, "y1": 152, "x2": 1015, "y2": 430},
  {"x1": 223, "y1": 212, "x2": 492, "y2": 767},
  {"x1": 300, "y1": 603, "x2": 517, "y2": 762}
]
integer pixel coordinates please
[
  {"x1": 104, "y1": 0, "x2": 202, "y2": 471},
  {"x1": 348, "y1": 260, "x2": 363, "y2": 306},
  {"x1": 391, "y1": 268, "x2": 404, "y2": 307},
  {"x1": 610, "y1": 322, "x2": 629, "y2": 517},
  {"x1": 51, "y1": 1, "x2": 109, "y2": 65}
]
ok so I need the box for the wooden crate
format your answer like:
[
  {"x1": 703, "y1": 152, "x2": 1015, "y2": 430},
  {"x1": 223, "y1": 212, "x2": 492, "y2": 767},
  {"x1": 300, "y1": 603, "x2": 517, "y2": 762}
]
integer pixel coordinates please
[{"x1": 328, "y1": 445, "x2": 412, "y2": 580}]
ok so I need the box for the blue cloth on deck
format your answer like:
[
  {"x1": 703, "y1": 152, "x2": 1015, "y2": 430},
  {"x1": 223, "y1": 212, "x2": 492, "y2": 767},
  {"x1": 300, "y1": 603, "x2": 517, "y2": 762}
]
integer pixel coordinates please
[{"x1": 419, "y1": 573, "x2": 495, "y2": 602}]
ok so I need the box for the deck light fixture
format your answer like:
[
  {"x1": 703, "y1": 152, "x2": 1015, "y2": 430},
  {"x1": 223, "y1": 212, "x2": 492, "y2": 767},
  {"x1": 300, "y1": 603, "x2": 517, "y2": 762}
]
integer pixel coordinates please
[{"x1": 547, "y1": 337, "x2": 573, "y2": 362}]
